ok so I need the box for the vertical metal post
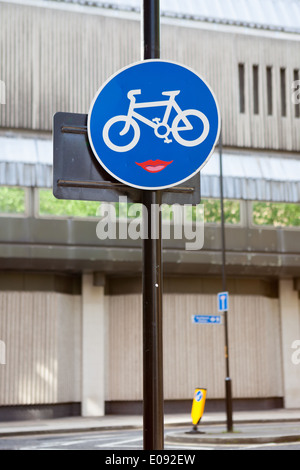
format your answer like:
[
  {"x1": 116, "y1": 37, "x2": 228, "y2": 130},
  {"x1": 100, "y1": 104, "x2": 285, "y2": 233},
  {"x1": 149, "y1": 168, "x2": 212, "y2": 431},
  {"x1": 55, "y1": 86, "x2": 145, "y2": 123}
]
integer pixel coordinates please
[
  {"x1": 219, "y1": 131, "x2": 233, "y2": 433},
  {"x1": 142, "y1": 0, "x2": 164, "y2": 450}
]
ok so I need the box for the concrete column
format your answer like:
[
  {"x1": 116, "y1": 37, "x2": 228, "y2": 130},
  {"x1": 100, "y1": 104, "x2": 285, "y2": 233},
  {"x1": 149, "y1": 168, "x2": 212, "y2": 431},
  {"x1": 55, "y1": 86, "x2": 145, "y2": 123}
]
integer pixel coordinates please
[
  {"x1": 81, "y1": 274, "x2": 106, "y2": 417},
  {"x1": 279, "y1": 279, "x2": 300, "y2": 408}
]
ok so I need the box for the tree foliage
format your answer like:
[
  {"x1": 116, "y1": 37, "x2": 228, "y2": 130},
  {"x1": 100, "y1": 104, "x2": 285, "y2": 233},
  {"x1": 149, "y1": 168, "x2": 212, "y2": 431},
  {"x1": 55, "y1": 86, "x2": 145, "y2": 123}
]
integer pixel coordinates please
[
  {"x1": 202, "y1": 199, "x2": 241, "y2": 224},
  {"x1": 253, "y1": 202, "x2": 300, "y2": 227},
  {"x1": 39, "y1": 189, "x2": 100, "y2": 217},
  {"x1": 0, "y1": 187, "x2": 25, "y2": 214}
]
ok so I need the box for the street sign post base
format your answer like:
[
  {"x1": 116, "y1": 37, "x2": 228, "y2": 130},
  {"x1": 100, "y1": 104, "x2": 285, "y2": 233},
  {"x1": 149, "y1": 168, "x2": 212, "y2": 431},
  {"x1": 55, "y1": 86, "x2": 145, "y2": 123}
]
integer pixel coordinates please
[
  {"x1": 185, "y1": 427, "x2": 206, "y2": 435},
  {"x1": 225, "y1": 377, "x2": 234, "y2": 432}
]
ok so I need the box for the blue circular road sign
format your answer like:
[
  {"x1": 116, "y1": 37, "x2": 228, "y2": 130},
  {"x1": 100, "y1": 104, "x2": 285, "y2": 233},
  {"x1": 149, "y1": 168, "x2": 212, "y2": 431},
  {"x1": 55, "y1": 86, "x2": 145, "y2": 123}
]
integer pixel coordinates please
[{"x1": 88, "y1": 60, "x2": 220, "y2": 190}]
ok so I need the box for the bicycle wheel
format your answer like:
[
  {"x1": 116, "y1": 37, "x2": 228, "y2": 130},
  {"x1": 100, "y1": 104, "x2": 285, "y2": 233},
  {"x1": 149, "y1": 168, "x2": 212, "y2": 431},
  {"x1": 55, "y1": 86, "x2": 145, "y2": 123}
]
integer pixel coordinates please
[
  {"x1": 103, "y1": 116, "x2": 140, "y2": 153},
  {"x1": 172, "y1": 109, "x2": 210, "y2": 147}
]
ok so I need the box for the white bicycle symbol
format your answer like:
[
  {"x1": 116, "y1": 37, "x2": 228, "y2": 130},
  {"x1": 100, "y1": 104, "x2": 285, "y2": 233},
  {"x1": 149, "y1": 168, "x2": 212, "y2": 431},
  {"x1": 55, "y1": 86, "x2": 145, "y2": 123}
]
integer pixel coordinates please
[{"x1": 103, "y1": 89, "x2": 210, "y2": 153}]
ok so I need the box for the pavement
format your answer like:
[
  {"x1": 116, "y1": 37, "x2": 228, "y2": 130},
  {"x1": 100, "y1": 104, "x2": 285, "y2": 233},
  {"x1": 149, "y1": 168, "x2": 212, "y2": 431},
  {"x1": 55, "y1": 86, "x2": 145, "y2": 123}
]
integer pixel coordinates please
[{"x1": 0, "y1": 409, "x2": 300, "y2": 445}]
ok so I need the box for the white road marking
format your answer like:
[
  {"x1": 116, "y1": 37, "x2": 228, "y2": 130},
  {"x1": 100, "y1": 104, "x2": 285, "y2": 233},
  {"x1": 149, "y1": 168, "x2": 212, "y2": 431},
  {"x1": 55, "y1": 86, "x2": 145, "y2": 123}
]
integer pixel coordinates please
[
  {"x1": 96, "y1": 436, "x2": 143, "y2": 447},
  {"x1": 166, "y1": 444, "x2": 213, "y2": 450},
  {"x1": 60, "y1": 439, "x2": 99, "y2": 447},
  {"x1": 240, "y1": 443, "x2": 277, "y2": 450}
]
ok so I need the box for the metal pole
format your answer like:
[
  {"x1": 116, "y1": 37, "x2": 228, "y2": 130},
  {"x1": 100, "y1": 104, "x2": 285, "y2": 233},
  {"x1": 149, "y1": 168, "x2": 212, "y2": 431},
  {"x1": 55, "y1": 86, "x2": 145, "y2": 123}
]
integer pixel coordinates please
[
  {"x1": 219, "y1": 131, "x2": 233, "y2": 433},
  {"x1": 142, "y1": 0, "x2": 164, "y2": 450}
]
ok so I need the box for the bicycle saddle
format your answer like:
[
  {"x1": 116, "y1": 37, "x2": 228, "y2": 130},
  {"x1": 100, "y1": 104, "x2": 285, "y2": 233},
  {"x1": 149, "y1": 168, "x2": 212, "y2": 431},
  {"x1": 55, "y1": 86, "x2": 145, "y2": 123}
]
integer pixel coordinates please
[{"x1": 162, "y1": 90, "x2": 181, "y2": 97}]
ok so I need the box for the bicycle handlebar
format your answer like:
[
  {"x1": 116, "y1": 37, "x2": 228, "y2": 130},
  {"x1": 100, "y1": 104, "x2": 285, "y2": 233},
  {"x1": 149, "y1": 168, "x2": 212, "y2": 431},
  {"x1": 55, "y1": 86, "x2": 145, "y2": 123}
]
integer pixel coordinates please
[{"x1": 127, "y1": 89, "x2": 142, "y2": 100}]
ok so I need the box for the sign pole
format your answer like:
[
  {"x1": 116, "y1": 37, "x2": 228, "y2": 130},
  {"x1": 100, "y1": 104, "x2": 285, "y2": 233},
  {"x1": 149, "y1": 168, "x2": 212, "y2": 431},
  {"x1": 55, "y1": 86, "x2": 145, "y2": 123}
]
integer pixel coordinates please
[
  {"x1": 55, "y1": 2, "x2": 217, "y2": 452},
  {"x1": 142, "y1": 0, "x2": 164, "y2": 450},
  {"x1": 219, "y1": 131, "x2": 233, "y2": 433}
]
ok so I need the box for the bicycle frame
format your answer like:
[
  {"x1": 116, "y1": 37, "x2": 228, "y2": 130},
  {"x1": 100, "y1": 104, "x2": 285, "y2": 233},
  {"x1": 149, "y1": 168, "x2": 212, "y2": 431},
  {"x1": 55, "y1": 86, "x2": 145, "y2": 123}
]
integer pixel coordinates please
[{"x1": 120, "y1": 89, "x2": 192, "y2": 136}]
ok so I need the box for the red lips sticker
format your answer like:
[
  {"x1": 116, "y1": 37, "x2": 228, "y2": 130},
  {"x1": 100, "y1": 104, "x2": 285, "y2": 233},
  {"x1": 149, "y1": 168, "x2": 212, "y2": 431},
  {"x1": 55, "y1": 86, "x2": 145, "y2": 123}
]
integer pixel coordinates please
[{"x1": 135, "y1": 160, "x2": 173, "y2": 173}]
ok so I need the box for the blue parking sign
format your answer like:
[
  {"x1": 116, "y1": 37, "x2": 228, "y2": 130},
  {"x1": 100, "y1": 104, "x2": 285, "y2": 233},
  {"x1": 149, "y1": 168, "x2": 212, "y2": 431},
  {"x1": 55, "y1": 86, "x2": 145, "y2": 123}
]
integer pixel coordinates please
[{"x1": 88, "y1": 60, "x2": 220, "y2": 190}]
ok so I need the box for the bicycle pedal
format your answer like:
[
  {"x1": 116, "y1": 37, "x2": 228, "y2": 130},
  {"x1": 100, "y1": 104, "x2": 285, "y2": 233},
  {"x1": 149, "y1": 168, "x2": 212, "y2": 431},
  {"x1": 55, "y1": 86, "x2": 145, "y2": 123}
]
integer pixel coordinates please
[
  {"x1": 164, "y1": 138, "x2": 172, "y2": 144},
  {"x1": 152, "y1": 117, "x2": 161, "y2": 124}
]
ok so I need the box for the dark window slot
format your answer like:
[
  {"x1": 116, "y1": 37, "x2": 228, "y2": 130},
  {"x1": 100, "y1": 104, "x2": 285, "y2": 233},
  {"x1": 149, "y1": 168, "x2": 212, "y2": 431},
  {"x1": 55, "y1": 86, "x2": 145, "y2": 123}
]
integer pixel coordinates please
[
  {"x1": 266, "y1": 66, "x2": 273, "y2": 116},
  {"x1": 238, "y1": 63, "x2": 245, "y2": 114},
  {"x1": 280, "y1": 68, "x2": 287, "y2": 117},
  {"x1": 253, "y1": 65, "x2": 259, "y2": 115}
]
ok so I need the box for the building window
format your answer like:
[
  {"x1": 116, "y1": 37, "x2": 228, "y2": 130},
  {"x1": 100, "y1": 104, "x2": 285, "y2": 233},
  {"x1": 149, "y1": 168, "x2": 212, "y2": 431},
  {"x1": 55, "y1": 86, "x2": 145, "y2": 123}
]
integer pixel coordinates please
[
  {"x1": 252, "y1": 201, "x2": 300, "y2": 228},
  {"x1": 280, "y1": 68, "x2": 287, "y2": 117},
  {"x1": 238, "y1": 63, "x2": 245, "y2": 114},
  {"x1": 294, "y1": 69, "x2": 300, "y2": 118},
  {"x1": 253, "y1": 65, "x2": 259, "y2": 115},
  {"x1": 0, "y1": 186, "x2": 26, "y2": 215},
  {"x1": 266, "y1": 66, "x2": 273, "y2": 116}
]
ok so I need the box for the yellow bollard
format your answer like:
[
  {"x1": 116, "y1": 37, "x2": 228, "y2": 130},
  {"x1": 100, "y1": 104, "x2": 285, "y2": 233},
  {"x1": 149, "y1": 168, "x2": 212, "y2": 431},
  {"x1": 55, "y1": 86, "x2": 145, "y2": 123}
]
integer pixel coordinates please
[{"x1": 189, "y1": 388, "x2": 207, "y2": 434}]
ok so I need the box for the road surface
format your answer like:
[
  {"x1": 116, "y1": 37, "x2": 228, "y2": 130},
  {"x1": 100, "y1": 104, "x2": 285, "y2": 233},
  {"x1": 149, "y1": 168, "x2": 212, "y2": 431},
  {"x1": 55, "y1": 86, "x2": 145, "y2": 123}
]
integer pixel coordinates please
[{"x1": 0, "y1": 428, "x2": 299, "y2": 451}]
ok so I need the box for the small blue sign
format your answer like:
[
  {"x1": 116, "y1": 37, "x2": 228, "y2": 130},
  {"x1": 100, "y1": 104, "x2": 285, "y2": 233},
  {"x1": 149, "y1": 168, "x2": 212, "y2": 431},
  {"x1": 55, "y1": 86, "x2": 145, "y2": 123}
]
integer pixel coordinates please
[
  {"x1": 88, "y1": 60, "x2": 220, "y2": 190},
  {"x1": 195, "y1": 390, "x2": 203, "y2": 402},
  {"x1": 192, "y1": 315, "x2": 222, "y2": 325},
  {"x1": 218, "y1": 292, "x2": 229, "y2": 312}
]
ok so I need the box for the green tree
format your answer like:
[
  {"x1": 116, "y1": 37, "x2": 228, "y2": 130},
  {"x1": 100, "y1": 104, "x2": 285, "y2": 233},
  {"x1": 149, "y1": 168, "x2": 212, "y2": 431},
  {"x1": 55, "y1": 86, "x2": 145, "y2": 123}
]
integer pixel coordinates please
[
  {"x1": 253, "y1": 202, "x2": 300, "y2": 227},
  {"x1": 0, "y1": 187, "x2": 25, "y2": 214},
  {"x1": 203, "y1": 199, "x2": 240, "y2": 224},
  {"x1": 39, "y1": 190, "x2": 101, "y2": 217}
]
